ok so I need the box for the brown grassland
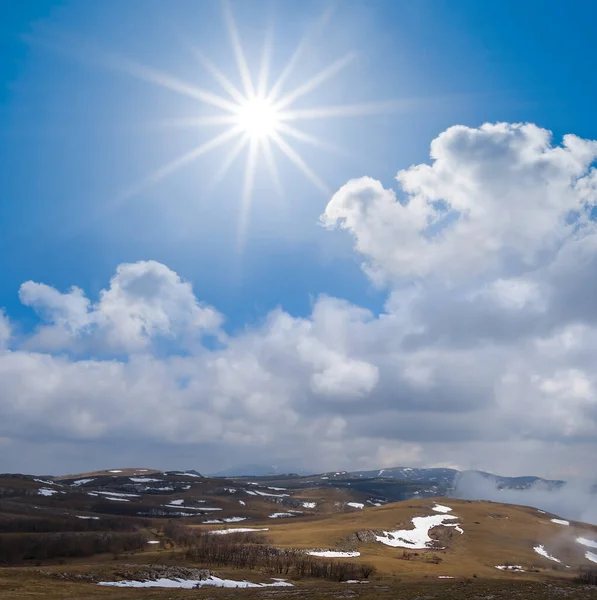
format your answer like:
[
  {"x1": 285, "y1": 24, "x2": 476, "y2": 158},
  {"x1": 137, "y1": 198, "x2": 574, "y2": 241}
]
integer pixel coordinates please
[{"x1": 2, "y1": 497, "x2": 597, "y2": 599}]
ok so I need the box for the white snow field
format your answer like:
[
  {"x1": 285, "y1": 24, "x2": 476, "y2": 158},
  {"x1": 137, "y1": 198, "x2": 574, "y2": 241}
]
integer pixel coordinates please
[
  {"x1": 307, "y1": 551, "x2": 360, "y2": 558},
  {"x1": 577, "y1": 537, "x2": 597, "y2": 549},
  {"x1": 38, "y1": 488, "x2": 60, "y2": 496},
  {"x1": 550, "y1": 518, "x2": 570, "y2": 526},
  {"x1": 254, "y1": 490, "x2": 289, "y2": 498},
  {"x1": 210, "y1": 528, "x2": 269, "y2": 535},
  {"x1": 533, "y1": 545, "x2": 562, "y2": 564},
  {"x1": 98, "y1": 576, "x2": 293, "y2": 589},
  {"x1": 375, "y1": 513, "x2": 462, "y2": 549}
]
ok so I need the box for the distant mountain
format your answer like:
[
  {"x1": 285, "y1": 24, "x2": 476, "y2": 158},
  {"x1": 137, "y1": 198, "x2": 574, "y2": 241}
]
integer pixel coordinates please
[
  {"x1": 208, "y1": 464, "x2": 565, "y2": 490},
  {"x1": 209, "y1": 464, "x2": 313, "y2": 477},
  {"x1": 351, "y1": 467, "x2": 459, "y2": 485},
  {"x1": 347, "y1": 466, "x2": 564, "y2": 491}
]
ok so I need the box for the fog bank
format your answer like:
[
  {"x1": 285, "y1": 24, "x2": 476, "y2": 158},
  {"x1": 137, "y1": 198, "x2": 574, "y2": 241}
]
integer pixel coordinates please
[{"x1": 453, "y1": 471, "x2": 597, "y2": 525}]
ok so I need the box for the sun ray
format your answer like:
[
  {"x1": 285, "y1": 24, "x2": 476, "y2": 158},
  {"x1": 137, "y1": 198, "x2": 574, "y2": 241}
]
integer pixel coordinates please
[
  {"x1": 23, "y1": 29, "x2": 240, "y2": 114},
  {"x1": 274, "y1": 52, "x2": 357, "y2": 111},
  {"x1": 118, "y1": 126, "x2": 243, "y2": 203},
  {"x1": 257, "y1": 23, "x2": 273, "y2": 98},
  {"x1": 105, "y1": 55, "x2": 240, "y2": 113},
  {"x1": 187, "y1": 46, "x2": 246, "y2": 105},
  {"x1": 211, "y1": 133, "x2": 250, "y2": 187},
  {"x1": 266, "y1": 7, "x2": 334, "y2": 103},
  {"x1": 275, "y1": 122, "x2": 344, "y2": 154},
  {"x1": 237, "y1": 139, "x2": 259, "y2": 248},
  {"x1": 278, "y1": 99, "x2": 418, "y2": 121},
  {"x1": 147, "y1": 115, "x2": 238, "y2": 130},
  {"x1": 270, "y1": 132, "x2": 329, "y2": 195},
  {"x1": 261, "y1": 137, "x2": 283, "y2": 196},
  {"x1": 222, "y1": 0, "x2": 255, "y2": 99}
]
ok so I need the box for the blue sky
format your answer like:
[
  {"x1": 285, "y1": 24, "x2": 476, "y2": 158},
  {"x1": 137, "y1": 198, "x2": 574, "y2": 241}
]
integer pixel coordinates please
[
  {"x1": 3, "y1": 0, "x2": 594, "y2": 332},
  {"x1": 1, "y1": 0, "x2": 597, "y2": 477}
]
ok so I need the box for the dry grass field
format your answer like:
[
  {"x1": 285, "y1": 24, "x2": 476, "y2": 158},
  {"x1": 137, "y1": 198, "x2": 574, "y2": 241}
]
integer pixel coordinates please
[
  {"x1": 200, "y1": 497, "x2": 597, "y2": 580},
  {"x1": 2, "y1": 471, "x2": 597, "y2": 599}
]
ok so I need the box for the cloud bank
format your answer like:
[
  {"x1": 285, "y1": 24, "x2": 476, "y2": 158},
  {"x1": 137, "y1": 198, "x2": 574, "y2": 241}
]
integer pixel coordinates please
[
  {"x1": 2, "y1": 122, "x2": 597, "y2": 477},
  {"x1": 454, "y1": 471, "x2": 597, "y2": 525}
]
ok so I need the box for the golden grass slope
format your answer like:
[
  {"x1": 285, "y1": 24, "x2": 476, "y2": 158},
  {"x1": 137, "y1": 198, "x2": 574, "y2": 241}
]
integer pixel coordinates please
[{"x1": 204, "y1": 498, "x2": 597, "y2": 580}]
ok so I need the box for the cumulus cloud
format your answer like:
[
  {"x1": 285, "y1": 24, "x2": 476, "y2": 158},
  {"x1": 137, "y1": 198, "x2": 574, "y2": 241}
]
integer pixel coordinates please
[
  {"x1": 19, "y1": 260, "x2": 223, "y2": 353},
  {"x1": 2, "y1": 122, "x2": 597, "y2": 482},
  {"x1": 323, "y1": 123, "x2": 597, "y2": 283}
]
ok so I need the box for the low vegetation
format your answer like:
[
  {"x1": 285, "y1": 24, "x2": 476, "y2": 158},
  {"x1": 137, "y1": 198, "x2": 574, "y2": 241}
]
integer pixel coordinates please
[
  {"x1": 578, "y1": 568, "x2": 597, "y2": 586},
  {"x1": 0, "y1": 531, "x2": 148, "y2": 564},
  {"x1": 165, "y1": 522, "x2": 376, "y2": 581}
]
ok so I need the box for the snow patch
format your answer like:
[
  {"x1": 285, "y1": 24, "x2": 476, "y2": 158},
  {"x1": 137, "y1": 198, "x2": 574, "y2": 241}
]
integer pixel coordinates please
[
  {"x1": 34, "y1": 479, "x2": 56, "y2": 486},
  {"x1": 550, "y1": 518, "x2": 570, "y2": 526},
  {"x1": 308, "y1": 551, "x2": 360, "y2": 558},
  {"x1": 254, "y1": 490, "x2": 289, "y2": 498},
  {"x1": 534, "y1": 545, "x2": 562, "y2": 564},
  {"x1": 432, "y1": 504, "x2": 452, "y2": 514},
  {"x1": 586, "y1": 552, "x2": 597, "y2": 564},
  {"x1": 210, "y1": 528, "x2": 269, "y2": 535},
  {"x1": 577, "y1": 537, "x2": 597, "y2": 550},
  {"x1": 71, "y1": 478, "x2": 95, "y2": 486},
  {"x1": 38, "y1": 488, "x2": 60, "y2": 496},
  {"x1": 375, "y1": 514, "x2": 459, "y2": 549},
  {"x1": 496, "y1": 565, "x2": 524, "y2": 571},
  {"x1": 76, "y1": 515, "x2": 100, "y2": 520},
  {"x1": 269, "y1": 512, "x2": 296, "y2": 518},
  {"x1": 130, "y1": 477, "x2": 161, "y2": 483},
  {"x1": 98, "y1": 576, "x2": 292, "y2": 589},
  {"x1": 347, "y1": 502, "x2": 364, "y2": 509},
  {"x1": 302, "y1": 502, "x2": 317, "y2": 509}
]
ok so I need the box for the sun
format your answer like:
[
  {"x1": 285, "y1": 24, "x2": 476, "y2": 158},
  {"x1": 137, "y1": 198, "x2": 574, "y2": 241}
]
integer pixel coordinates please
[
  {"x1": 97, "y1": 1, "x2": 400, "y2": 248},
  {"x1": 234, "y1": 97, "x2": 280, "y2": 140}
]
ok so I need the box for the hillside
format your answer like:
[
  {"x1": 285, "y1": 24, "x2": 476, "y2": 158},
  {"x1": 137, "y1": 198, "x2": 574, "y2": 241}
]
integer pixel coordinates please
[
  {"x1": 1, "y1": 469, "x2": 597, "y2": 599},
  {"x1": 236, "y1": 497, "x2": 597, "y2": 578}
]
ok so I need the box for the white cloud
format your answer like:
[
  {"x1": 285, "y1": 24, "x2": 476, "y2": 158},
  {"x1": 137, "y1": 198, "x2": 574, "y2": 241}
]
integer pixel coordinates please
[
  {"x1": 20, "y1": 260, "x2": 223, "y2": 353},
  {"x1": 0, "y1": 310, "x2": 11, "y2": 348},
  {"x1": 323, "y1": 123, "x2": 597, "y2": 283},
  {"x1": 2, "y1": 123, "x2": 597, "y2": 479}
]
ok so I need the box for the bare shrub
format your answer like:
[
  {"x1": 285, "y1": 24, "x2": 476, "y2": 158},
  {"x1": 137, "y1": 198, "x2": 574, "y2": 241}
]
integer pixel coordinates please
[
  {"x1": 169, "y1": 524, "x2": 375, "y2": 582},
  {"x1": 577, "y1": 568, "x2": 597, "y2": 586}
]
